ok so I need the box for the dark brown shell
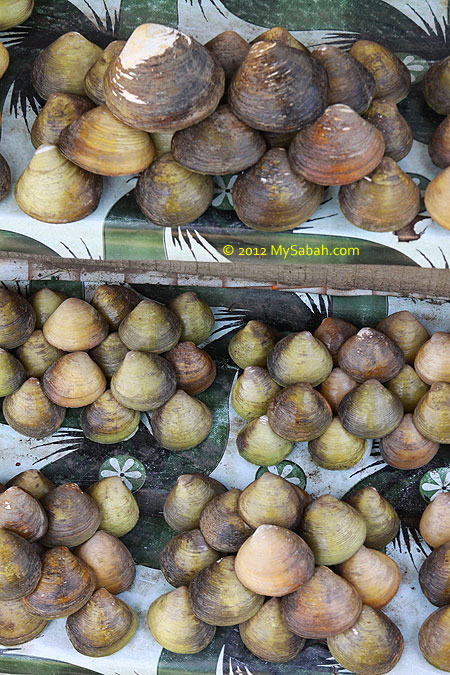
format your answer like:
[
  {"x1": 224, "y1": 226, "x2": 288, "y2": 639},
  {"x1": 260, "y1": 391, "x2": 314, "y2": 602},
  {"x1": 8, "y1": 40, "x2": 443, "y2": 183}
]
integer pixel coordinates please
[
  {"x1": 350, "y1": 40, "x2": 411, "y2": 103},
  {"x1": 267, "y1": 382, "x2": 333, "y2": 441},
  {"x1": 263, "y1": 130, "x2": 297, "y2": 149},
  {"x1": 163, "y1": 474, "x2": 227, "y2": 532},
  {"x1": 338, "y1": 327, "x2": 404, "y2": 382},
  {"x1": 0, "y1": 288, "x2": 36, "y2": 350},
  {"x1": 30, "y1": 93, "x2": 94, "y2": 148},
  {"x1": 200, "y1": 489, "x2": 253, "y2": 552},
  {"x1": 419, "y1": 541, "x2": 450, "y2": 607},
  {"x1": 251, "y1": 27, "x2": 309, "y2": 53},
  {"x1": 0, "y1": 153, "x2": 10, "y2": 202},
  {"x1": 164, "y1": 341, "x2": 216, "y2": 395},
  {"x1": 429, "y1": 115, "x2": 450, "y2": 168},
  {"x1": 0, "y1": 486, "x2": 48, "y2": 541},
  {"x1": 313, "y1": 317, "x2": 358, "y2": 365},
  {"x1": 41, "y1": 483, "x2": 101, "y2": 547},
  {"x1": 339, "y1": 379, "x2": 403, "y2": 439},
  {"x1": 423, "y1": 55, "x2": 450, "y2": 115},
  {"x1": 205, "y1": 31, "x2": 249, "y2": 86},
  {"x1": 363, "y1": 98, "x2": 413, "y2": 161},
  {"x1": 160, "y1": 529, "x2": 220, "y2": 587}
]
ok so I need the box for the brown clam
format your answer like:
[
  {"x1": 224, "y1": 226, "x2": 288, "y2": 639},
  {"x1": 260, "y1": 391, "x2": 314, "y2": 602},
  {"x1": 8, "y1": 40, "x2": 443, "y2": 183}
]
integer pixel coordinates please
[
  {"x1": 3, "y1": 378, "x2": 66, "y2": 439},
  {"x1": 160, "y1": 529, "x2": 220, "y2": 587},
  {"x1": 118, "y1": 298, "x2": 181, "y2": 353},
  {"x1": 6, "y1": 469, "x2": 55, "y2": 501},
  {"x1": 86, "y1": 476, "x2": 139, "y2": 538},
  {"x1": 24, "y1": 546, "x2": 95, "y2": 619},
  {"x1": 267, "y1": 383, "x2": 333, "y2": 442},
  {"x1": 289, "y1": 104, "x2": 385, "y2": 185},
  {"x1": 237, "y1": 473, "x2": 302, "y2": 530},
  {"x1": 344, "y1": 487, "x2": 400, "y2": 550},
  {"x1": 429, "y1": 115, "x2": 450, "y2": 168},
  {"x1": 419, "y1": 492, "x2": 450, "y2": 549},
  {"x1": 229, "y1": 40, "x2": 328, "y2": 132},
  {"x1": 0, "y1": 1, "x2": 34, "y2": 31},
  {"x1": 236, "y1": 415, "x2": 294, "y2": 466},
  {"x1": 350, "y1": 40, "x2": 411, "y2": 103},
  {"x1": 339, "y1": 379, "x2": 403, "y2": 439},
  {"x1": 281, "y1": 565, "x2": 362, "y2": 638},
  {"x1": 313, "y1": 317, "x2": 358, "y2": 365},
  {"x1": 74, "y1": 531, "x2": 136, "y2": 595},
  {"x1": 386, "y1": 365, "x2": 429, "y2": 413},
  {"x1": 423, "y1": 55, "x2": 450, "y2": 115},
  {"x1": 425, "y1": 166, "x2": 450, "y2": 230},
  {"x1": 415, "y1": 332, "x2": 450, "y2": 384},
  {"x1": 336, "y1": 545, "x2": 401, "y2": 609},
  {"x1": 168, "y1": 292, "x2": 214, "y2": 345},
  {"x1": 205, "y1": 31, "x2": 249, "y2": 85},
  {"x1": 228, "y1": 320, "x2": 278, "y2": 369},
  {"x1": 0, "y1": 348, "x2": 26, "y2": 396},
  {"x1": 32, "y1": 32, "x2": 103, "y2": 99},
  {"x1": 377, "y1": 310, "x2": 429, "y2": 364},
  {"x1": 235, "y1": 525, "x2": 315, "y2": 597},
  {"x1": 172, "y1": 104, "x2": 266, "y2": 175},
  {"x1": 419, "y1": 541, "x2": 450, "y2": 606},
  {"x1": 0, "y1": 598, "x2": 48, "y2": 646},
  {"x1": 0, "y1": 41, "x2": 8, "y2": 79},
  {"x1": 28, "y1": 288, "x2": 66, "y2": 329},
  {"x1": 263, "y1": 130, "x2": 297, "y2": 148},
  {"x1": 30, "y1": 93, "x2": 94, "y2": 149},
  {"x1": 151, "y1": 390, "x2": 213, "y2": 451},
  {"x1": 164, "y1": 342, "x2": 215, "y2": 395},
  {"x1": 231, "y1": 366, "x2": 281, "y2": 421},
  {"x1": 163, "y1": 474, "x2": 226, "y2": 532},
  {"x1": 419, "y1": 605, "x2": 450, "y2": 672},
  {"x1": 43, "y1": 297, "x2": 107, "y2": 351},
  {"x1": 363, "y1": 98, "x2": 413, "y2": 161},
  {"x1": 233, "y1": 148, "x2": 324, "y2": 231},
  {"x1": 90, "y1": 284, "x2": 140, "y2": 330},
  {"x1": 319, "y1": 368, "x2": 358, "y2": 414},
  {"x1": 80, "y1": 390, "x2": 140, "y2": 444},
  {"x1": 380, "y1": 413, "x2": 439, "y2": 469},
  {"x1": 414, "y1": 382, "x2": 450, "y2": 444},
  {"x1": 338, "y1": 327, "x2": 404, "y2": 382},
  {"x1": 200, "y1": 489, "x2": 253, "y2": 553},
  {"x1": 110, "y1": 351, "x2": 176, "y2": 411},
  {"x1": 0, "y1": 288, "x2": 36, "y2": 350},
  {"x1": 41, "y1": 483, "x2": 101, "y2": 548},
  {"x1": 313, "y1": 44, "x2": 375, "y2": 113},
  {"x1": 84, "y1": 40, "x2": 125, "y2": 105},
  {"x1": 14, "y1": 330, "x2": 64, "y2": 377},
  {"x1": 251, "y1": 27, "x2": 308, "y2": 52},
  {"x1": 0, "y1": 530, "x2": 41, "y2": 600},
  {"x1": 308, "y1": 417, "x2": 367, "y2": 470},
  {"x1": 267, "y1": 330, "x2": 333, "y2": 386},
  {"x1": 89, "y1": 332, "x2": 129, "y2": 380},
  {"x1": 339, "y1": 157, "x2": 421, "y2": 232},
  {"x1": 0, "y1": 486, "x2": 47, "y2": 541},
  {"x1": 42, "y1": 352, "x2": 106, "y2": 407},
  {"x1": 104, "y1": 24, "x2": 224, "y2": 132},
  {"x1": 59, "y1": 105, "x2": 156, "y2": 176},
  {"x1": 0, "y1": 153, "x2": 10, "y2": 202}
]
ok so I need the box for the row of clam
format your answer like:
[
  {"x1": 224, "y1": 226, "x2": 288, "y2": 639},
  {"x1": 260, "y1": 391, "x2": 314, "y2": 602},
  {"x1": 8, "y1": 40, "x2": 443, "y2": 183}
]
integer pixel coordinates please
[
  {"x1": 0, "y1": 285, "x2": 217, "y2": 449},
  {"x1": 0, "y1": 470, "x2": 140, "y2": 656}
]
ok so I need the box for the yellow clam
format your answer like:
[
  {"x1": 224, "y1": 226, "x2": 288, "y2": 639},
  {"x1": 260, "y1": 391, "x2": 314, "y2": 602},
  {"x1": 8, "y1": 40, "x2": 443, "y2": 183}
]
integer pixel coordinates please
[
  {"x1": 419, "y1": 492, "x2": 450, "y2": 549},
  {"x1": 229, "y1": 320, "x2": 278, "y2": 369},
  {"x1": 338, "y1": 379, "x2": 403, "y2": 439},
  {"x1": 14, "y1": 330, "x2": 64, "y2": 377},
  {"x1": 199, "y1": 489, "x2": 253, "y2": 553},
  {"x1": 267, "y1": 382, "x2": 333, "y2": 441},
  {"x1": 0, "y1": 348, "x2": 26, "y2": 396},
  {"x1": 425, "y1": 166, "x2": 450, "y2": 231},
  {"x1": 163, "y1": 474, "x2": 226, "y2": 532},
  {"x1": 118, "y1": 298, "x2": 181, "y2": 353},
  {"x1": 6, "y1": 469, "x2": 54, "y2": 500},
  {"x1": 419, "y1": 606, "x2": 450, "y2": 672},
  {"x1": 344, "y1": 487, "x2": 400, "y2": 550},
  {"x1": 237, "y1": 473, "x2": 302, "y2": 529},
  {"x1": 110, "y1": 351, "x2": 176, "y2": 411},
  {"x1": 30, "y1": 93, "x2": 94, "y2": 149},
  {"x1": 308, "y1": 416, "x2": 367, "y2": 470},
  {"x1": 0, "y1": 598, "x2": 48, "y2": 645},
  {"x1": 167, "y1": 291, "x2": 214, "y2": 345},
  {"x1": 0, "y1": 0, "x2": 34, "y2": 30},
  {"x1": 43, "y1": 297, "x2": 108, "y2": 351},
  {"x1": 28, "y1": 288, "x2": 66, "y2": 329},
  {"x1": 414, "y1": 332, "x2": 450, "y2": 384},
  {"x1": 0, "y1": 43, "x2": 9, "y2": 79},
  {"x1": 349, "y1": 40, "x2": 410, "y2": 102},
  {"x1": 86, "y1": 476, "x2": 139, "y2": 538},
  {"x1": 414, "y1": 382, "x2": 450, "y2": 444},
  {"x1": 84, "y1": 41, "x2": 125, "y2": 106},
  {"x1": 0, "y1": 530, "x2": 41, "y2": 601},
  {"x1": 151, "y1": 390, "x2": 213, "y2": 451},
  {"x1": 89, "y1": 332, "x2": 129, "y2": 380},
  {"x1": 160, "y1": 529, "x2": 220, "y2": 587},
  {"x1": 386, "y1": 364, "x2": 429, "y2": 413},
  {"x1": 267, "y1": 330, "x2": 333, "y2": 386},
  {"x1": 80, "y1": 390, "x2": 140, "y2": 444},
  {"x1": 0, "y1": 288, "x2": 36, "y2": 350},
  {"x1": 423, "y1": 55, "x2": 450, "y2": 115},
  {"x1": 149, "y1": 131, "x2": 175, "y2": 158},
  {"x1": 42, "y1": 352, "x2": 106, "y2": 407},
  {"x1": 3, "y1": 377, "x2": 66, "y2": 439},
  {"x1": 336, "y1": 545, "x2": 401, "y2": 609},
  {"x1": 251, "y1": 27, "x2": 309, "y2": 53},
  {"x1": 231, "y1": 366, "x2": 281, "y2": 421},
  {"x1": 90, "y1": 284, "x2": 140, "y2": 330},
  {"x1": 236, "y1": 415, "x2": 294, "y2": 466}
]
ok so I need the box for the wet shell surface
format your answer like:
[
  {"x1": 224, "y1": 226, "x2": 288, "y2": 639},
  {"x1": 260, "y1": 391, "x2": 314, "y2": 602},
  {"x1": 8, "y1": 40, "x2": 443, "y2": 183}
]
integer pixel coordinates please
[
  {"x1": 350, "y1": 40, "x2": 411, "y2": 103},
  {"x1": 41, "y1": 483, "x2": 101, "y2": 547},
  {"x1": 338, "y1": 327, "x2": 404, "y2": 382},
  {"x1": 3, "y1": 377, "x2": 66, "y2": 439},
  {"x1": 0, "y1": 598, "x2": 48, "y2": 646},
  {"x1": 160, "y1": 529, "x2": 220, "y2": 587},
  {"x1": 151, "y1": 390, "x2": 213, "y2": 451},
  {"x1": 199, "y1": 489, "x2": 253, "y2": 553},
  {"x1": 267, "y1": 330, "x2": 333, "y2": 386},
  {"x1": 0, "y1": 288, "x2": 36, "y2": 350},
  {"x1": 42, "y1": 352, "x2": 106, "y2": 408},
  {"x1": 163, "y1": 474, "x2": 226, "y2": 532},
  {"x1": 231, "y1": 366, "x2": 281, "y2": 421},
  {"x1": 110, "y1": 351, "x2": 176, "y2": 411},
  {"x1": 30, "y1": 93, "x2": 94, "y2": 149},
  {"x1": 313, "y1": 317, "x2": 358, "y2": 366},
  {"x1": 80, "y1": 390, "x2": 140, "y2": 444},
  {"x1": 251, "y1": 27, "x2": 309, "y2": 53},
  {"x1": 363, "y1": 98, "x2": 413, "y2": 161},
  {"x1": 338, "y1": 379, "x2": 403, "y2": 439},
  {"x1": 267, "y1": 382, "x2": 333, "y2": 442},
  {"x1": 43, "y1": 297, "x2": 108, "y2": 351}
]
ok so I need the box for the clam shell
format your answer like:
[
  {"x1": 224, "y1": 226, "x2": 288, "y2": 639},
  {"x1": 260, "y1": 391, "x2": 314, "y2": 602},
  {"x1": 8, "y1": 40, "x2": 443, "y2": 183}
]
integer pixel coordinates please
[
  {"x1": 28, "y1": 288, "x2": 66, "y2": 329},
  {"x1": 168, "y1": 291, "x2": 214, "y2": 345},
  {"x1": 14, "y1": 329, "x2": 64, "y2": 377},
  {"x1": 0, "y1": 530, "x2": 41, "y2": 600},
  {"x1": 163, "y1": 474, "x2": 227, "y2": 532},
  {"x1": 90, "y1": 284, "x2": 140, "y2": 330},
  {"x1": 229, "y1": 320, "x2": 278, "y2": 369},
  {"x1": 0, "y1": 288, "x2": 36, "y2": 350},
  {"x1": 363, "y1": 98, "x2": 413, "y2": 161},
  {"x1": 118, "y1": 298, "x2": 181, "y2": 353},
  {"x1": 80, "y1": 390, "x2": 140, "y2": 444},
  {"x1": 386, "y1": 364, "x2": 429, "y2": 413},
  {"x1": 251, "y1": 27, "x2": 309, "y2": 52},
  {"x1": 110, "y1": 351, "x2": 176, "y2": 412},
  {"x1": 419, "y1": 492, "x2": 450, "y2": 549},
  {"x1": 377, "y1": 310, "x2": 429, "y2": 364},
  {"x1": 42, "y1": 352, "x2": 106, "y2": 408},
  {"x1": 89, "y1": 332, "x2": 129, "y2": 380},
  {"x1": 308, "y1": 416, "x2": 367, "y2": 470},
  {"x1": 414, "y1": 383, "x2": 450, "y2": 444},
  {"x1": 424, "y1": 166, "x2": 450, "y2": 230},
  {"x1": 336, "y1": 545, "x2": 401, "y2": 609},
  {"x1": 84, "y1": 41, "x2": 125, "y2": 105},
  {"x1": 415, "y1": 332, "x2": 450, "y2": 384},
  {"x1": 0, "y1": 348, "x2": 26, "y2": 396},
  {"x1": 423, "y1": 55, "x2": 450, "y2": 115},
  {"x1": 319, "y1": 367, "x2": 358, "y2": 414},
  {"x1": 429, "y1": 115, "x2": 450, "y2": 168},
  {"x1": 289, "y1": 104, "x2": 385, "y2": 185},
  {"x1": 263, "y1": 130, "x2": 297, "y2": 148},
  {"x1": 160, "y1": 529, "x2": 220, "y2": 587},
  {"x1": 74, "y1": 531, "x2": 136, "y2": 595},
  {"x1": 0, "y1": 0, "x2": 34, "y2": 30},
  {"x1": 6, "y1": 469, "x2": 55, "y2": 501},
  {"x1": 41, "y1": 483, "x2": 101, "y2": 548},
  {"x1": 380, "y1": 412, "x2": 439, "y2": 469},
  {"x1": 30, "y1": 93, "x2": 94, "y2": 149},
  {"x1": 164, "y1": 342, "x2": 216, "y2": 395},
  {"x1": 419, "y1": 606, "x2": 450, "y2": 671},
  {"x1": 344, "y1": 487, "x2": 400, "y2": 550},
  {"x1": 0, "y1": 153, "x2": 10, "y2": 202},
  {"x1": 0, "y1": 486, "x2": 47, "y2": 542},
  {"x1": 267, "y1": 382, "x2": 333, "y2": 442},
  {"x1": 236, "y1": 415, "x2": 293, "y2": 466},
  {"x1": 338, "y1": 327, "x2": 404, "y2": 382},
  {"x1": 86, "y1": 476, "x2": 139, "y2": 538},
  {"x1": 3, "y1": 377, "x2": 66, "y2": 439},
  {"x1": 104, "y1": 24, "x2": 224, "y2": 132},
  {"x1": 59, "y1": 105, "x2": 156, "y2": 176},
  {"x1": 339, "y1": 379, "x2": 403, "y2": 438},
  {"x1": 267, "y1": 330, "x2": 333, "y2": 386},
  {"x1": 205, "y1": 31, "x2": 249, "y2": 85},
  {"x1": 150, "y1": 131, "x2": 175, "y2": 158},
  {"x1": 233, "y1": 147, "x2": 323, "y2": 231},
  {"x1": 151, "y1": 390, "x2": 213, "y2": 451},
  {"x1": 419, "y1": 541, "x2": 450, "y2": 607},
  {"x1": 350, "y1": 40, "x2": 411, "y2": 103},
  {"x1": 0, "y1": 598, "x2": 48, "y2": 646},
  {"x1": 237, "y1": 473, "x2": 302, "y2": 530},
  {"x1": 43, "y1": 297, "x2": 108, "y2": 351},
  {"x1": 231, "y1": 366, "x2": 281, "y2": 421},
  {"x1": 200, "y1": 489, "x2": 253, "y2": 553},
  {"x1": 313, "y1": 317, "x2": 358, "y2": 365}
]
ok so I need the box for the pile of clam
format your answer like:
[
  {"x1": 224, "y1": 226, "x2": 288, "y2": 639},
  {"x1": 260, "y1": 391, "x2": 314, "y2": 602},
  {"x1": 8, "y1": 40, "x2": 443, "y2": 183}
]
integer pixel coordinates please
[
  {"x1": 10, "y1": 21, "x2": 444, "y2": 233},
  {"x1": 0, "y1": 469, "x2": 140, "y2": 655},
  {"x1": 229, "y1": 312, "x2": 450, "y2": 472},
  {"x1": 0, "y1": 284, "x2": 216, "y2": 449},
  {"x1": 149, "y1": 471, "x2": 404, "y2": 673}
]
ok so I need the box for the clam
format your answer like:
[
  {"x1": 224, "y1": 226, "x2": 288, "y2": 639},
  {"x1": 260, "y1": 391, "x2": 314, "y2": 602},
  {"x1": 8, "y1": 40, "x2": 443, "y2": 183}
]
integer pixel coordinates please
[
  {"x1": 205, "y1": 31, "x2": 249, "y2": 85},
  {"x1": 229, "y1": 40, "x2": 328, "y2": 132},
  {"x1": 86, "y1": 476, "x2": 139, "y2": 538},
  {"x1": 167, "y1": 291, "x2": 214, "y2": 345},
  {"x1": 0, "y1": 0, "x2": 34, "y2": 30},
  {"x1": 84, "y1": 40, "x2": 125, "y2": 105},
  {"x1": 0, "y1": 42, "x2": 8, "y2": 79},
  {"x1": 380, "y1": 413, "x2": 439, "y2": 469},
  {"x1": 350, "y1": 40, "x2": 411, "y2": 103},
  {"x1": 267, "y1": 382, "x2": 333, "y2": 442},
  {"x1": 0, "y1": 288, "x2": 35, "y2": 349},
  {"x1": 429, "y1": 115, "x2": 450, "y2": 168},
  {"x1": 24, "y1": 546, "x2": 95, "y2": 619},
  {"x1": 236, "y1": 415, "x2": 293, "y2": 466},
  {"x1": 42, "y1": 352, "x2": 106, "y2": 407},
  {"x1": 188, "y1": 555, "x2": 264, "y2": 625},
  {"x1": 289, "y1": 104, "x2": 385, "y2": 185},
  {"x1": 231, "y1": 366, "x2": 281, "y2": 421},
  {"x1": 312, "y1": 44, "x2": 375, "y2": 114},
  {"x1": 336, "y1": 545, "x2": 401, "y2": 609},
  {"x1": 251, "y1": 27, "x2": 309, "y2": 53},
  {"x1": 15, "y1": 145, "x2": 103, "y2": 223},
  {"x1": 235, "y1": 525, "x2": 315, "y2": 597},
  {"x1": 0, "y1": 530, "x2": 41, "y2": 600},
  {"x1": 419, "y1": 492, "x2": 450, "y2": 548},
  {"x1": 423, "y1": 55, "x2": 450, "y2": 115},
  {"x1": 199, "y1": 489, "x2": 252, "y2": 553},
  {"x1": 229, "y1": 320, "x2": 278, "y2": 369},
  {"x1": 263, "y1": 130, "x2": 297, "y2": 148},
  {"x1": 28, "y1": 288, "x2": 66, "y2": 329},
  {"x1": 150, "y1": 131, "x2": 175, "y2": 158},
  {"x1": 160, "y1": 529, "x2": 220, "y2": 587},
  {"x1": 344, "y1": 487, "x2": 400, "y2": 550},
  {"x1": 172, "y1": 104, "x2": 266, "y2": 175},
  {"x1": 90, "y1": 284, "x2": 140, "y2": 330},
  {"x1": 59, "y1": 105, "x2": 156, "y2": 176},
  {"x1": 41, "y1": 483, "x2": 101, "y2": 548},
  {"x1": 424, "y1": 166, "x2": 450, "y2": 230},
  {"x1": 363, "y1": 98, "x2": 413, "y2": 161},
  {"x1": 237, "y1": 473, "x2": 302, "y2": 530},
  {"x1": 415, "y1": 332, "x2": 450, "y2": 384},
  {"x1": 43, "y1": 297, "x2": 107, "y2": 351},
  {"x1": 32, "y1": 32, "x2": 103, "y2": 99},
  {"x1": 419, "y1": 541, "x2": 450, "y2": 606},
  {"x1": 319, "y1": 368, "x2": 358, "y2": 414},
  {"x1": 66, "y1": 588, "x2": 137, "y2": 657},
  {"x1": 14, "y1": 330, "x2": 64, "y2": 377},
  {"x1": 0, "y1": 486, "x2": 47, "y2": 542},
  {"x1": 151, "y1": 390, "x2": 213, "y2": 451},
  {"x1": 6, "y1": 469, "x2": 55, "y2": 500},
  {"x1": 110, "y1": 351, "x2": 176, "y2": 411},
  {"x1": 414, "y1": 382, "x2": 450, "y2": 444},
  {"x1": 0, "y1": 598, "x2": 48, "y2": 646},
  {"x1": 163, "y1": 474, "x2": 226, "y2": 532},
  {"x1": 338, "y1": 327, "x2": 404, "y2": 382},
  {"x1": 377, "y1": 310, "x2": 429, "y2": 364},
  {"x1": 118, "y1": 298, "x2": 181, "y2": 353},
  {"x1": 30, "y1": 93, "x2": 94, "y2": 149},
  {"x1": 0, "y1": 348, "x2": 25, "y2": 396},
  {"x1": 339, "y1": 379, "x2": 403, "y2": 438},
  {"x1": 3, "y1": 377, "x2": 66, "y2": 439},
  {"x1": 0, "y1": 154, "x2": 10, "y2": 202},
  {"x1": 80, "y1": 390, "x2": 140, "y2": 444},
  {"x1": 328, "y1": 605, "x2": 404, "y2": 675},
  {"x1": 164, "y1": 342, "x2": 216, "y2": 395},
  {"x1": 74, "y1": 531, "x2": 136, "y2": 595},
  {"x1": 267, "y1": 330, "x2": 333, "y2": 386},
  {"x1": 308, "y1": 417, "x2": 367, "y2": 470},
  {"x1": 313, "y1": 317, "x2": 358, "y2": 366},
  {"x1": 104, "y1": 24, "x2": 224, "y2": 132},
  {"x1": 419, "y1": 606, "x2": 450, "y2": 672},
  {"x1": 233, "y1": 148, "x2": 324, "y2": 231},
  {"x1": 239, "y1": 597, "x2": 305, "y2": 663},
  {"x1": 147, "y1": 586, "x2": 215, "y2": 654},
  {"x1": 135, "y1": 152, "x2": 213, "y2": 227},
  {"x1": 89, "y1": 332, "x2": 129, "y2": 380},
  {"x1": 281, "y1": 566, "x2": 362, "y2": 638},
  {"x1": 339, "y1": 157, "x2": 421, "y2": 232}
]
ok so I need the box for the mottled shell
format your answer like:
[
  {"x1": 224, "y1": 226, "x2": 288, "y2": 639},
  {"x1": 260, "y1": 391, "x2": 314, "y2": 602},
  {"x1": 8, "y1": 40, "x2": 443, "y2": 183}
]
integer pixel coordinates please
[
  {"x1": 336, "y1": 545, "x2": 401, "y2": 609},
  {"x1": 14, "y1": 330, "x2": 64, "y2": 378},
  {"x1": 338, "y1": 327, "x2": 404, "y2": 382},
  {"x1": 228, "y1": 320, "x2": 278, "y2": 369},
  {"x1": 118, "y1": 299, "x2": 181, "y2": 354},
  {"x1": 0, "y1": 288, "x2": 36, "y2": 350},
  {"x1": 205, "y1": 31, "x2": 249, "y2": 85},
  {"x1": 0, "y1": 598, "x2": 48, "y2": 646},
  {"x1": 86, "y1": 476, "x2": 139, "y2": 538},
  {"x1": 423, "y1": 55, "x2": 450, "y2": 115},
  {"x1": 363, "y1": 98, "x2": 413, "y2": 161},
  {"x1": 267, "y1": 330, "x2": 333, "y2": 386},
  {"x1": 313, "y1": 317, "x2": 358, "y2": 365},
  {"x1": 163, "y1": 474, "x2": 226, "y2": 532},
  {"x1": 111, "y1": 351, "x2": 176, "y2": 411},
  {"x1": 160, "y1": 529, "x2": 220, "y2": 587},
  {"x1": 151, "y1": 390, "x2": 213, "y2": 451},
  {"x1": 84, "y1": 40, "x2": 125, "y2": 105},
  {"x1": 90, "y1": 284, "x2": 140, "y2": 330},
  {"x1": 237, "y1": 473, "x2": 302, "y2": 530},
  {"x1": 380, "y1": 413, "x2": 439, "y2": 469},
  {"x1": 164, "y1": 342, "x2": 216, "y2": 395},
  {"x1": 167, "y1": 291, "x2": 214, "y2": 345},
  {"x1": 41, "y1": 483, "x2": 101, "y2": 548},
  {"x1": 0, "y1": 486, "x2": 47, "y2": 542},
  {"x1": 28, "y1": 288, "x2": 66, "y2": 330},
  {"x1": 199, "y1": 489, "x2": 253, "y2": 553},
  {"x1": 267, "y1": 382, "x2": 333, "y2": 442},
  {"x1": 42, "y1": 352, "x2": 106, "y2": 408},
  {"x1": 319, "y1": 368, "x2": 358, "y2": 414},
  {"x1": 236, "y1": 415, "x2": 294, "y2": 466},
  {"x1": 414, "y1": 382, "x2": 450, "y2": 444},
  {"x1": 3, "y1": 377, "x2": 66, "y2": 439},
  {"x1": 0, "y1": 530, "x2": 41, "y2": 601},
  {"x1": 30, "y1": 93, "x2": 94, "y2": 149},
  {"x1": 350, "y1": 40, "x2": 411, "y2": 103},
  {"x1": 339, "y1": 379, "x2": 403, "y2": 439},
  {"x1": 419, "y1": 492, "x2": 450, "y2": 549},
  {"x1": 377, "y1": 311, "x2": 429, "y2": 364},
  {"x1": 344, "y1": 487, "x2": 400, "y2": 550},
  {"x1": 308, "y1": 416, "x2": 367, "y2": 470},
  {"x1": 425, "y1": 166, "x2": 450, "y2": 230},
  {"x1": 231, "y1": 366, "x2": 281, "y2": 421},
  {"x1": 89, "y1": 332, "x2": 129, "y2": 380},
  {"x1": 74, "y1": 531, "x2": 136, "y2": 595},
  {"x1": 0, "y1": 348, "x2": 26, "y2": 396},
  {"x1": 80, "y1": 390, "x2": 140, "y2": 444},
  {"x1": 419, "y1": 541, "x2": 450, "y2": 607}
]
